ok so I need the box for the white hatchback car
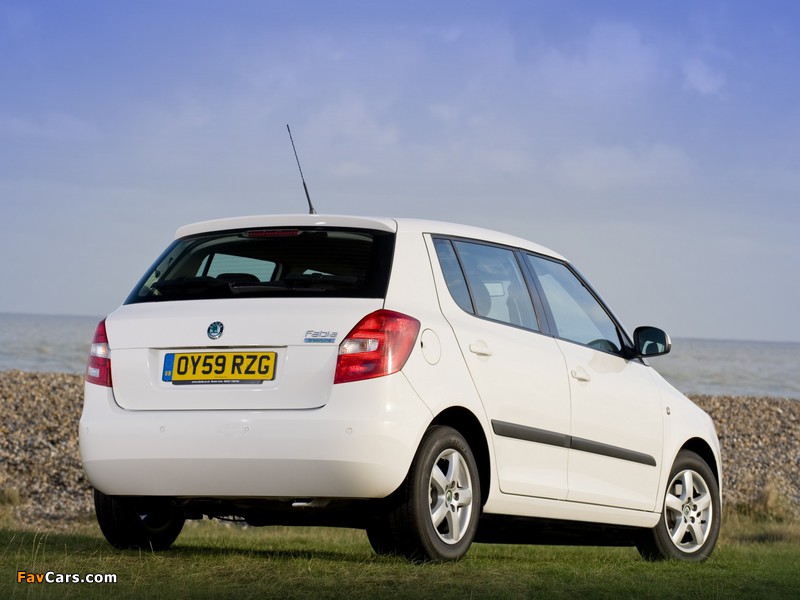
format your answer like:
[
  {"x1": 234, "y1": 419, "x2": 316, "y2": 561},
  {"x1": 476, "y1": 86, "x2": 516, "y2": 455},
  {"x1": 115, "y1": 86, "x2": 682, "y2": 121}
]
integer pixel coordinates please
[{"x1": 80, "y1": 214, "x2": 721, "y2": 562}]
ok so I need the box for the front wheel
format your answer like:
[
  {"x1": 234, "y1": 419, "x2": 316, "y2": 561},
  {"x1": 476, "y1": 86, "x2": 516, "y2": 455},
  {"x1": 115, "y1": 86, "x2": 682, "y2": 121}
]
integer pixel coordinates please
[
  {"x1": 94, "y1": 489, "x2": 185, "y2": 551},
  {"x1": 637, "y1": 450, "x2": 720, "y2": 561},
  {"x1": 377, "y1": 425, "x2": 481, "y2": 562}
]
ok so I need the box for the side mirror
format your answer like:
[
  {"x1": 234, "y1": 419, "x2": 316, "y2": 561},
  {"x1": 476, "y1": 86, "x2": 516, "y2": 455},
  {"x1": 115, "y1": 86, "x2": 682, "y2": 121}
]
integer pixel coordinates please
[{"x1": 633, "y1": 326, "x2": 671, "y2": 358}]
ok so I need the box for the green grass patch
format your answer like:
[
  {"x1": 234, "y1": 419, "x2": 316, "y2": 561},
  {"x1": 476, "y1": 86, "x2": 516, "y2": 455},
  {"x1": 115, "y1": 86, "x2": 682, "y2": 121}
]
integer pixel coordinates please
[{"x1": 1, "y1": 515, "x2": 798, "y2": 599}]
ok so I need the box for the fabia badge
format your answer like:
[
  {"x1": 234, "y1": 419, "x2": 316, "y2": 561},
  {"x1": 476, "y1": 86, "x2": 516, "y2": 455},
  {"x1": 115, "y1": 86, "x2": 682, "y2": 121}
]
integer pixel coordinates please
[
  {"x1": 304, "y1": 329, "x2": 337, "y2": 343},
  {"x1": 207, "y1": 321, "x2": 224, "y2": 340}
]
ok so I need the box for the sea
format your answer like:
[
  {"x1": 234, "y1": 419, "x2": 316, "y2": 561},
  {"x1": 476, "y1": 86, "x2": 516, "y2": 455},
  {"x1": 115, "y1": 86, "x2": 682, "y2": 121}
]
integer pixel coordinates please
[{"x1": 0, "y1": 312, "x2": 798, "y2": 400}]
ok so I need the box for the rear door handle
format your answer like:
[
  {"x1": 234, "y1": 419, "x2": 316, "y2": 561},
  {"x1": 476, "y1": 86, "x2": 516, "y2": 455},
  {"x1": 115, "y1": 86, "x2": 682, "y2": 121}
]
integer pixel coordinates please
[
  {"x1": 469, "y1": 341, "x2": 493, "y2": 357},
  {"x1": 570, "y1": 367, "x2": 591, "y2": 382}
]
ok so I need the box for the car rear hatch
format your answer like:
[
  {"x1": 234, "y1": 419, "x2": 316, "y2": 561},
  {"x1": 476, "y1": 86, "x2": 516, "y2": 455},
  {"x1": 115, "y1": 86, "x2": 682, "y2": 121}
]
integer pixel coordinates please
[
  {"x1": 105, "y1": 221, "x2": 395, "y2": 411},
  {"x1": 107, "y1": 298, "x2": 384, "y2": 410}
]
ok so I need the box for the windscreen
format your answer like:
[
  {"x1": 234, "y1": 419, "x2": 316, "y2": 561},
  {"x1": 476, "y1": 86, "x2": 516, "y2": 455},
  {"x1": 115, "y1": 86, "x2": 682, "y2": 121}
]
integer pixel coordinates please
[{"x1": 125, "y1": 227, "x2": 395, "y2": 304}]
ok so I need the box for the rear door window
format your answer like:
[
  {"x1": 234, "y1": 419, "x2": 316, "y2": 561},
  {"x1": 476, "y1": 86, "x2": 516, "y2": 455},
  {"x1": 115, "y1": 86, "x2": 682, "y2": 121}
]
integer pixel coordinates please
[
  {"x1": 126, "y1": 228, "x2": 395, "y2": 303},
  {"x1": 432, "y1": 239, "x2": 474, "y2": 314},
  {"x1": 434, "y1": 238, "x2": 539, "y2": 331}
]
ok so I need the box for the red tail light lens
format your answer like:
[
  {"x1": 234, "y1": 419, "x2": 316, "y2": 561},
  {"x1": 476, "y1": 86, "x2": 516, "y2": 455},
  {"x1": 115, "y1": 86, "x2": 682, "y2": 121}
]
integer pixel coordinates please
[
  {"x1": 86, "y1": 319, "x2": 112, "y2": 387},
  {"x1": 334, "y1": 310, "x2": 421, "y2": 384}
]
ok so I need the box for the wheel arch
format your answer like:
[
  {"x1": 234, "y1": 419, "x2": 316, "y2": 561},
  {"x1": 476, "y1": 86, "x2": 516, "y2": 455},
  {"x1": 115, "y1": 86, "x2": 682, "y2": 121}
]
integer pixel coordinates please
[
  {"x1": 430, "y1": 406, "x2": 491, "y2": 508},
  {"x1": 679, "y1": 437, "x2": 721, "y2": 486}
]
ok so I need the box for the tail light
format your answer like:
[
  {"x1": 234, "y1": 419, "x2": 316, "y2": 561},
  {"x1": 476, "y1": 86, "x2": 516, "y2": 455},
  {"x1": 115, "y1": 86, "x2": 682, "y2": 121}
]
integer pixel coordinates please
[
  {"x1": 86, "y1": 319, "x2": 112, "y2": 387},
  {"x1": 334, "y1": 310, "x2": 421, "y2": 384}
]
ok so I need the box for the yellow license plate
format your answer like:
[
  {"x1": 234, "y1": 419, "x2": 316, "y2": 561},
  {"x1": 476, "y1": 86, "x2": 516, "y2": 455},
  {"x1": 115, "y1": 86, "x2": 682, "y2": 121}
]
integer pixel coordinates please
[{"x1": 162, "y1": 352, "x2": 276, "y2": 384}]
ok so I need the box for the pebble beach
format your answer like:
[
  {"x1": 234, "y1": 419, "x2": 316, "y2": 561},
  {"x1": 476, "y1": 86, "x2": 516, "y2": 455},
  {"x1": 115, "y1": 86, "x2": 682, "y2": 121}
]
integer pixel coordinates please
[{"x1": 1, "y1": 370, "x2": 798, "y2": 530}]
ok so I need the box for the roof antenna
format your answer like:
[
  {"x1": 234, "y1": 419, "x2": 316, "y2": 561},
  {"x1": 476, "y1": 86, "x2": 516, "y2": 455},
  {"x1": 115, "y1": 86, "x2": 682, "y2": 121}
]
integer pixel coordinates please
[{"x1": 286, "y1": 124, "x2": 316, "y2": 215}]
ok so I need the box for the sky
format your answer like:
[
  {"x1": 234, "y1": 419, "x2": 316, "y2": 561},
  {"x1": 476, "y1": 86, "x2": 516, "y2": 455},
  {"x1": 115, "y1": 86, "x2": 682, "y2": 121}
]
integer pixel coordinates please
[{"x1": 1, "y1": 0, "x2": 799, "y2": 342}]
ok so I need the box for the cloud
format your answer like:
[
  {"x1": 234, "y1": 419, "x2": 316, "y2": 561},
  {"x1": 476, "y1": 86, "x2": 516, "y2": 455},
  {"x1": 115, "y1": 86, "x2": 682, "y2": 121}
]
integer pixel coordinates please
[
  {"x1": 328, "y1": 159, "x2": 372, "y2": 178},
  {"x1": 682, "y1": 58, "x2": 725, "y2": 96},
  {"x1": 305, "y1": 96, "x2": 402, "y2": 149},
  {"x1": 555, "y1": 144, "x2": 693, "y2": 191},
  {"x1": 533, "y1": 23, "x2": 659, "y2": 104},
  {"x1": 426, "y1": 24, "x2": 464, "y2": 44},
  {"x1": 0, "y1": 112, "x2": 98, "y2": 141}
]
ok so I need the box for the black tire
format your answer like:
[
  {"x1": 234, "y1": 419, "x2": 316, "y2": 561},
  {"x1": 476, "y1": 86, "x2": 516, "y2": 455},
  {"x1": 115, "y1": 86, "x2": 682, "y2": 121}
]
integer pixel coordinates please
[
  {"x1": 381, "y1": 425, "x2": 481, "y2": 562},
  {"x1": 637, "y1": 450, "x2": 720, "y2": 562},
  {"x1": 365, "y1": 522, "x2": 400, "y2": 556},
  {"x1": 94, "y1": 488, "x2": 185, "y2": 551}
]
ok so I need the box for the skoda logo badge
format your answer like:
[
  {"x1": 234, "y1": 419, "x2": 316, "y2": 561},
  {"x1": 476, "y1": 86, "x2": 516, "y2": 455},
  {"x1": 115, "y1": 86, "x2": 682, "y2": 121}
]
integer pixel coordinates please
[{"x1": 207, "y1": 321, "x2": 224, "y2": 340}]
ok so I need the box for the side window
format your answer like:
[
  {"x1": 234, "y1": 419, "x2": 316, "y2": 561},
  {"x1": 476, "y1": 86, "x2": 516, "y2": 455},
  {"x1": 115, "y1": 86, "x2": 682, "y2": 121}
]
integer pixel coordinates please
[
  {"x1": 525, "y1": 254, "x2": 622, "y2": 353},
  {"x1": 433, "y1": 239, "x2": 474, "y2": 314},
  {"x1": 452, "y1": 241, "x2": 539, "y2": 331}
]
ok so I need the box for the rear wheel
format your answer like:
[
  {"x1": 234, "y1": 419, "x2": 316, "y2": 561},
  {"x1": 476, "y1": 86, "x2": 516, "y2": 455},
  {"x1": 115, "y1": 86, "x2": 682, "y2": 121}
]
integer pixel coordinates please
[
  {"x1": 377, "y1": 425, "x2": 481, "y2": 562},
  {"x1": 365, "y1": 522, "x2": 400, "y2": 556},
  {"x1": 637, "y1": 450, "x2": 720, "y2": 561},
  {"x1": 94, "y1": 489, "x2": 185, "y2": 551}
]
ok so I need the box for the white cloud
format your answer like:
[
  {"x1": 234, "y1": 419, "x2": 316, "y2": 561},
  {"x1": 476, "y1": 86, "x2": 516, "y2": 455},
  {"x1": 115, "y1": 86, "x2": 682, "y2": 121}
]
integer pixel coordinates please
[
  {"x1": 427, "y1": 103, "x2": 462, "y2": 127},
  {"x1": 305, "y1": 96, "x2": 401, "y2": 148},
  {"x1": 328, "y1": 159, "x2": 372, "y2": 178},
  {"x1": 555, "y1": 144, "x2": 693, "y2": 191},
  {"x1": 533, "y1": 23, "x2": 659, "y2": 104},
  {"x1": 428, "y1": 24, "x2": 464, "y2": 44},
  {"x1": 682, "y1": 58, "x2": 725, "y2": 96},
  {"x1": 0, "y1": 112, "x2": 98, "y2": 141}
]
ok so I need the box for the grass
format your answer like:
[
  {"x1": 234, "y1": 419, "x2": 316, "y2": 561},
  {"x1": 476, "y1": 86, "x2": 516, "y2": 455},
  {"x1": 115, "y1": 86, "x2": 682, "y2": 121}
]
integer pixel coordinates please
[{"x1": 1, "y1": 511, "x2": 799, "y2": 599}]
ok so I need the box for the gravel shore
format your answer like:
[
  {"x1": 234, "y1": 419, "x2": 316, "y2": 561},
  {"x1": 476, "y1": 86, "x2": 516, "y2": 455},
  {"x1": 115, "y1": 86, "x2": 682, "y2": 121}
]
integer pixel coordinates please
[{"x1": 1, "y1": 370, "x2": 798, "y2": 530}]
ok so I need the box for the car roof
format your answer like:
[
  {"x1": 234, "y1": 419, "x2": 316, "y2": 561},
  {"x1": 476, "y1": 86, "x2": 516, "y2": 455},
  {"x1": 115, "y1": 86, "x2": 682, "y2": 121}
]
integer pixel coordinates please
[{"x1": 175, "y1": 214, "x2": 565, "y2": 262}]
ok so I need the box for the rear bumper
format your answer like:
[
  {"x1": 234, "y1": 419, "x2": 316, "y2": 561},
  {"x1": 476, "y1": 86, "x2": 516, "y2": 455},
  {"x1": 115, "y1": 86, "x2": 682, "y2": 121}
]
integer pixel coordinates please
[{"x1": 79, "y1": 375, "x2": 432, "y2": 499}]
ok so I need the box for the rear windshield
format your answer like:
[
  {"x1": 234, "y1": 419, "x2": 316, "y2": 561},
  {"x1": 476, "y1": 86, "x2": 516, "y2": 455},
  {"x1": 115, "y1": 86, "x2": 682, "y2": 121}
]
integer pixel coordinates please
[{"x1": 125, "y1": 227, "x2": 395, "y2": 304}]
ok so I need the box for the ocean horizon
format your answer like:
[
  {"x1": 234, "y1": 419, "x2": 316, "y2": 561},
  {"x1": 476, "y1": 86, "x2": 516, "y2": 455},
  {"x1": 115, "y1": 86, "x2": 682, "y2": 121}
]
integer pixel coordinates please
[{"x1": 1, "y1": 311, "x2": 798, "y2": 400}]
